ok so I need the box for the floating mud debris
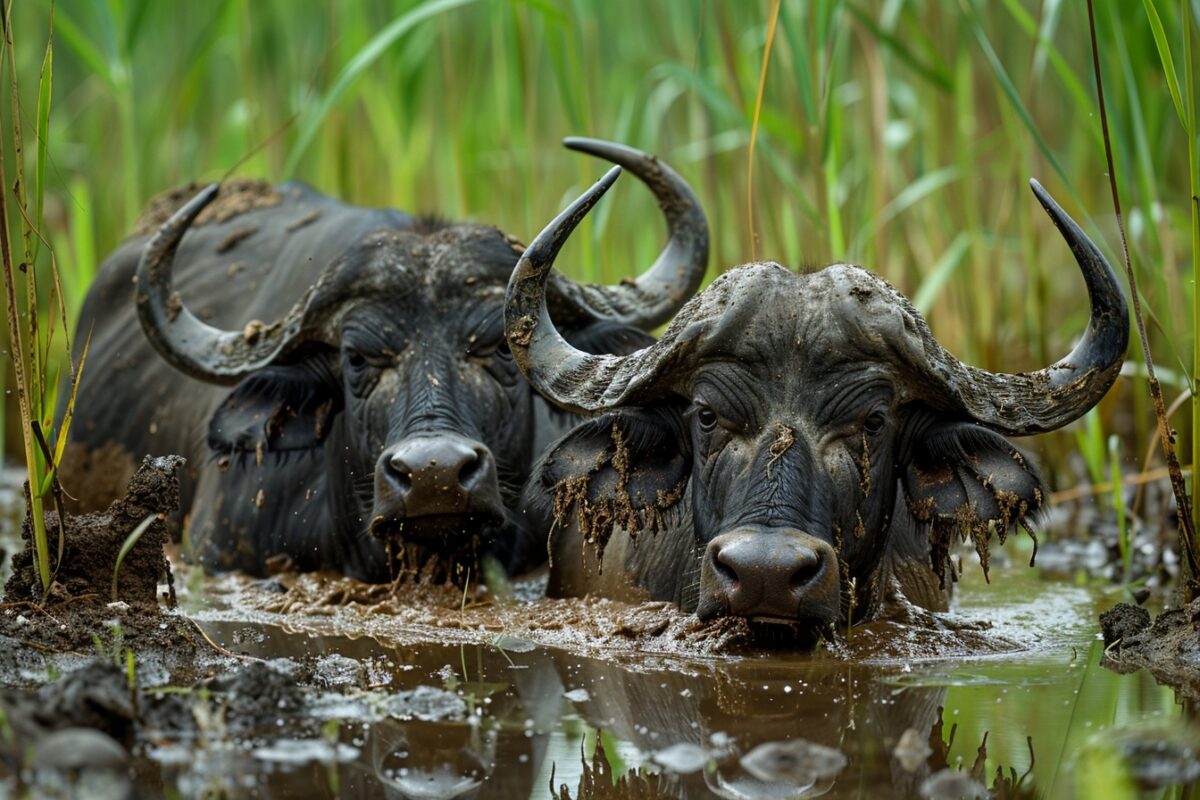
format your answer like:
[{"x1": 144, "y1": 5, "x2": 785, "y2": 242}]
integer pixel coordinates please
[{"x1": 1102, "y1": 597, "x2": 1200, "y2": 699}]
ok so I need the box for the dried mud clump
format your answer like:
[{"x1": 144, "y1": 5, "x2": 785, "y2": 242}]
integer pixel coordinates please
[
  {"x1": 1102, "y1": 598, "x2": 1200, "y2": 699},
  {"x1": 5, "y1": 454, "x2": 184, "y2": 607},
  {"x1": 132, "y1": 179, "x2": 281, "y2": 236}
]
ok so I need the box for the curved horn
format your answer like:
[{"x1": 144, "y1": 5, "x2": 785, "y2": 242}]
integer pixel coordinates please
[
  {"x1": 136, "y1": 184, "x2": 328, "y2": 385},
  {"x1": 506, "y1": 168, "x2": 691, "y2": 415},
  {"x1": 550, "y1": 137, "x2": 708, "y2": 330},
  {"x1": 924, "y1": 179, "x2": 1129, "y2": 435}
]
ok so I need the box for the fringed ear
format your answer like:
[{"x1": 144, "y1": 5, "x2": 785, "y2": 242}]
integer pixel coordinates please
[
  {"x1": 903, "y1": 422, "x2": 1045, "y2": 585},
  {"x1": 207, "y1": 363, "x2": 342, "y2": 463},
  {"x1": 527, "y1": 404, "x2": 691, "y2": 567}
]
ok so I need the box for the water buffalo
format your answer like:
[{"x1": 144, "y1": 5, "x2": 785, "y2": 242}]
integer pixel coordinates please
[
  {"x1": 60, "y1": 140, "x2": 708, "y2": 582},
  {"x1": 508, "y1": 167, "x2": 1128, "y2": 638}
]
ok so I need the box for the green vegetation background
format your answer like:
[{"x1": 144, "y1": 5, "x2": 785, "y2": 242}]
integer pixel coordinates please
[{"x1": 4, "y1": 0, "x2": 1198, "y2": 498}]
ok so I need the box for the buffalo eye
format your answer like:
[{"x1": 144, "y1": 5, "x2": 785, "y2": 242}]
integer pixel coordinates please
[
  {"x1": 863, "y1": 411, "x2": 887, "y2": 436},
  {"x1": 343, "y1": 347, "x2": 382, "y2": 396},
  {"x1": 465, "y1": 333, "x2": 510, "y2": 360},
  {"x1": 696, "y1": 406, "x2": 719, "y2": 432}
]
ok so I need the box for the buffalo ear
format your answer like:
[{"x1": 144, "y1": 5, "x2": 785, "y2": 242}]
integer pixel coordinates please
[
  {"x1": 207, "y1": 363, "x2": 342, "y2": 459},
  {"x1": 902, "y1": 422, "x2": 1045, "y2": 585},
  {"x1": 527, "y1": 404, "x2": 691, "y2": 564}
]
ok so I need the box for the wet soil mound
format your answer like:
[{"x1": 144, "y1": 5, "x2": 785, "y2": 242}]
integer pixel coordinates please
[
  {"x1": 5, "y1": 454, "x2": 182, "y2": 606},
  {"x1": 238, "y1": 571, "x2": 1019, "y2": 662},
  {"x1": 0, "y1": 455, "x2": 215, "y2": 664},
  {"x1": 1102, "y1": 598, "x2": 1200, "y2": 699},
  {"x1": 245, "y1": 572, "x2": 752, "y2": 657}
]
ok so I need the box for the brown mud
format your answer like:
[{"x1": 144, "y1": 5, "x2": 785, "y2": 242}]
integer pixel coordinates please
[
  {"x1": 5, "y1": 454, "x2": 180, "y2": 607},
  {"x1": 232, "y1": 568, "x2": 1023, "y2": 663},
  {"x1": 0, "y1": 455, "x2": 215, "y2": 672},
  {"x1": 1101, "y1": 597, "x2": 1200, "y2": 699},
  {"x1": 131, "y1": 179, "x2": 281, "y2": 237}
]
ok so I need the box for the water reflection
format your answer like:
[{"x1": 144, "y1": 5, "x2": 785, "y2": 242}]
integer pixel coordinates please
[
  {"x1": 179, "y1": 586, "x2": 1188, "y2": 799},
  {"x1": 3, "y1": 558, "x2": 1193, "y2": 798}
]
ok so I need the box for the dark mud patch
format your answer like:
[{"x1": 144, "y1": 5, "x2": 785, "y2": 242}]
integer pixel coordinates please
[
  {"x1": 5, "y1": 454, "x2": 181, "y2": 606},
  {"x1": 0, "y1": 456, "x2": 223, "y2": 678},
  {"x1": 1102, "y1": 597, "x2": 1200, "y2": 699}
]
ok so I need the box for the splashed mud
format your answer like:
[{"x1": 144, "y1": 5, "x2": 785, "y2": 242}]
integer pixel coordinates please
[{"x1": 237, "y1": 571, "x2": 753, "y2": 658}]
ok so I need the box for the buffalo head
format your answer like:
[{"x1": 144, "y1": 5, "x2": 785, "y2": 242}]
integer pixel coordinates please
[
  {"x1": 132, "y1": 140, "x2": 708, "y2": 581},
  {"x1": 508, "y1": 168, "x2": 1128, "y2": 635}
]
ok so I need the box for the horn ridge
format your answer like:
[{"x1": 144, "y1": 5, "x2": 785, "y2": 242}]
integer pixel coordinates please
[
  {"x1": 923, "y1": 179, "x2": 1129, "y2": 435},
  {"x1": 551, "y1": 137, "x2": 709, "y2": 330},
  {"x1": 135, "y1": 183, "x2": 319, "y2": 385}
]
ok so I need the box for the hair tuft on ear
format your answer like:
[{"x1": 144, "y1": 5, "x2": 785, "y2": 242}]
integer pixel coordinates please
[{"x1": 903, "y1": 422, "x2": 1046, "y2": 586}]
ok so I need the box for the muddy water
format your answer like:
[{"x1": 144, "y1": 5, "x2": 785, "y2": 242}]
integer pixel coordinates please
[
  {"x1": 0, "y1": 468, "x2": 1194, "y2": 798},
  {"x1": 154, "y1": 565, "x2": 1189, "y2": 799}
]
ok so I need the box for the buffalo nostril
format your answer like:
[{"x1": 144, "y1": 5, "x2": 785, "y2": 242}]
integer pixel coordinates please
[
  {"x1": 711, "y1": 547, "x2": 739, "y2": 588},
  {"x1": 457, "y1": 451, "x2": 483, "y2": 490},
  {"x1": 386, "y1": 455, "x2": 414, "y2": 494},
  {"x1": 789, "y1": 554, "x2": 822, "y2": 591}
]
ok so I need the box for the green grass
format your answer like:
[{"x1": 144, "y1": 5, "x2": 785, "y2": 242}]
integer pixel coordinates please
[
  {"x1": 1, "y1": 1, "x2": 1197, "y2": 565},
  {"x1": 0, "y1": 3, "x2": 89, "y2": 596}
]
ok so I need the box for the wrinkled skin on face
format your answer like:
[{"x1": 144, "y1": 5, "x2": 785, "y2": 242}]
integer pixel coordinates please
[
  {"x1": 529, "y1": 265, "x2": 1046, "y2": 634},
  {"x1": 198, "y1": 226, "x2": 647, "y2": 580},
  {"x1": 65, "y1": 199, "x2": 639, "y2": 579},
  {"x1": 510, "y1": 173, "x2": 1128, "y2": 641},
  {"x1": 63, "y1": 137, "x2": 706, "y2": 583}
]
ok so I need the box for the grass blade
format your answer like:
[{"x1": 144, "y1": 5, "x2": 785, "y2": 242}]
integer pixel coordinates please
[
  {"x1": 283, "y1": 0, "x2": 477, "y2": 176},
  {"x1": 746, "y1": 0, "x2": 781, "y2": 261},
  {"x1": 33, "y1": 11, "x2": 51, "y2": 264},
  {"x1": 1085, "y1": 0, "x2": 1199, "y2": 601},
  {"x1": 1141, "y1": 0, "x2": 1188, "y2": 126},
  {"x1": 964, "y1": 0, "x2": 1071, "y2": 190},
  {"x1": 843, "y1": 3, "x2": 952, "y2": 91},
  {"x1": 112, "y1": 514, "x2": 157, "y2": 602},
  {"x1": 913, "y1": 232, "x2": 971, "y2": 313}
]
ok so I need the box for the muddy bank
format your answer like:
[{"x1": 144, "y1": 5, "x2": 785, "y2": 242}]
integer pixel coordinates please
[
  {"x1": 5, "y1": 454, "x2": 180, "y2": 607},
  {"x1": 0, "y1": 456, "x2": 221, "y2": 684},
  {"x1": 229, "y1": 569, "x2": 1021, "y2": 663},
  {"x1": 0, "y1": 657, "x2": 326, "y2": 796},
  {"x1": 1101, "y1": 597, "x2": 1200, "y2": 699}
]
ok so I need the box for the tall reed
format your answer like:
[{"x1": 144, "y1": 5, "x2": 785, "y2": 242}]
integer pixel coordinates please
[{"x1": 2, "y1": 1, "x2": 1194, "y2": 554}]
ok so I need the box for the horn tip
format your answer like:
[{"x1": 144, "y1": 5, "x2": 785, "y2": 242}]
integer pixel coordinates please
[
  {"x1": 176, "y1": 182, "x2": 222, "y2": 223},
  {"x1": 564, "y1": 137, "x2": 644, "y2": 167},
  {"x1": 1028, "y1": 178, "x2": 1058, "y2": 215},
  {"x1": 598, "y1": 164, "x2": 622, "y2": 187},
  {"x1": 563, "y1": 135, "x2": 604, "y2": 153}
]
